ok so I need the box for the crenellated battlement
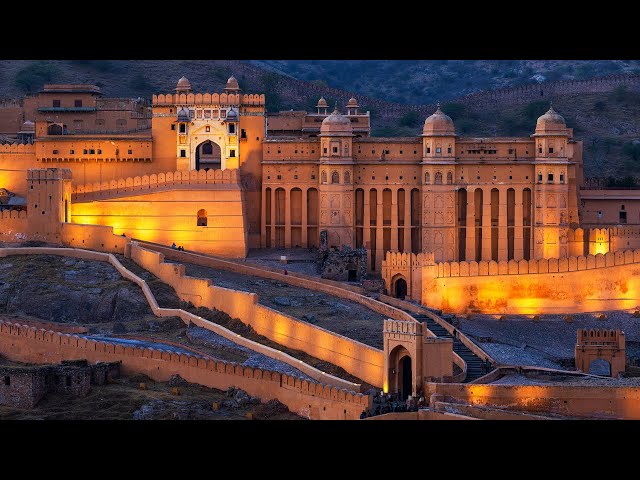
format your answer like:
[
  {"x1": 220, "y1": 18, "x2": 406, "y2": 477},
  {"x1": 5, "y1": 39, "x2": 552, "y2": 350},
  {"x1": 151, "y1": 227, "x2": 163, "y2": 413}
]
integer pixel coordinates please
[
  {"x1": 381, "y1": 251, "x2": 434, "y2": 269},
  {"x1": 577, "y1": 328, "x2": 624, "y2": 346},
  {"x1": 383, "y1": 319, "x2": 421, "y2": 336},
  {"x1": 431, "y1": 249, "x2": 640, "y2": 278},
  {"x1": 0, "y1": 318, "x2": 370, "y2": 419},
  {"x1": 71, "y1": 168, "x2": 241, "y2": 199},
  {"x1": 0, "y1": 143, "x2": 35, "y2": 155},
  {"x1": 152, "y1": 93, "x2": 265, "y2": 106}
]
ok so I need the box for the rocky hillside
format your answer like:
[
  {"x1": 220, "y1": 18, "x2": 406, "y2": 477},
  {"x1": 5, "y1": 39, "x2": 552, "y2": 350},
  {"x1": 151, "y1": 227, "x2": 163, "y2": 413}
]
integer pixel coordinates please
[{"x1": 3, "y1": 60, "x2": 640, "y2": 177}]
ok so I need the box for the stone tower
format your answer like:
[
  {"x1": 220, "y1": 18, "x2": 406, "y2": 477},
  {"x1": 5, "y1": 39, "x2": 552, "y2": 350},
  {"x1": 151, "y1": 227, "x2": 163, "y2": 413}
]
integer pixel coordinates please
[
  {"x1": 318, "y1": 107, "x2": 355, "y2": 249},
  {"x1": 421, "y1": 105, "x2": 457, "y2": 262},
  {"x1": 532, "y1": 105, "x2": 572, "y2": 259},
  {"x1": 26, "y1": 168, "x2": 72, "y2": 240}
]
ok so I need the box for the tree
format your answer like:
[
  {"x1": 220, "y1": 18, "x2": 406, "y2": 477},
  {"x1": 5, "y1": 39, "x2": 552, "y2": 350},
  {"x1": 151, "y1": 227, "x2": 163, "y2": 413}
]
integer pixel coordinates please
[{"x1": 15, "y1": 62, "x2": 60, "y2": 93}]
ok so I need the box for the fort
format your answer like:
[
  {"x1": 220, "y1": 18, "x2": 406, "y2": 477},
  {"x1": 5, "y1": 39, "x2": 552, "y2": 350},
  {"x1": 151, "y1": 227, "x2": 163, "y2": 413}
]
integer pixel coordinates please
[{"x1": 1, "y1": 75, "x2": 640, "y2": 419}]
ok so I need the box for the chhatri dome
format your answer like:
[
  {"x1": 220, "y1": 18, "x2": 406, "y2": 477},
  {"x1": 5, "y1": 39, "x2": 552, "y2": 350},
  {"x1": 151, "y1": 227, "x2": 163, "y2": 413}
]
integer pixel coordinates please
[
  {"x1": 535, "y1": 104, "x2": 567, "y2": 134},
  {"x1": 347, "y1": 97, "x2": 359, "y2": 107},
  {"x1": 316, "y1": 97, "x2": 328, "y2": 108},
  {"x1": 320, "y1": 107, "x2": 353, "y2": 135},
  {"x1": 175, "y1": 76, "x2": 192, "y2": 92},
  {"x1": 225, "y1": 75, "x2": 240, "y2": 92},
  {"x1": 422, "y1": 103, "x2": 455, "y2": 136}
]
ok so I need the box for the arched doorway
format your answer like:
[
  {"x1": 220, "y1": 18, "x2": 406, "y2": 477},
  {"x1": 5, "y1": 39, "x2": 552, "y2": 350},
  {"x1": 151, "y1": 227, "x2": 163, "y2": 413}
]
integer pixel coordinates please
[
  {"x1": 395, "y1": 278, "x2": 407, "y2": 299},
  {"x1": 195, "y1": 140, "x2": 221, "y2": 171},
  {"x1": 399, "y1": 355, "x2": 412, "y2": 400},
  {"x1": 388, "y1": 345, "x2": 413, "y2": 400},
  {"x1": 589, "y1": 358, "x2": 611, "y2": 376}
]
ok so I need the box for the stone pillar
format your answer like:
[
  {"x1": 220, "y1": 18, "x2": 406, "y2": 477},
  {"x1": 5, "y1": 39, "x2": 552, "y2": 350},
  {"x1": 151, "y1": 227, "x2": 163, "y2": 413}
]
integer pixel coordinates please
[
  {"x1": 404, "y1": 192, "x2": 411, "y2": 254},
  {"x1": 498, "y1": 187, "x2": 508, "y2": 261},
  {"x1": 270, "y1": 188, "x2": 276, "y2": 247},
  {"x1": 482, "y1": 187, "x2": 492, "y2": 261},
  {"x1": 391, "y1": 188, "x2": 399, "y2": 251},
  {"x1": 261, "y1": 187, "x2": 267, "y2": 248},
  {"x1": 465, "y1": 189, "x2": 475, "y2": 261},
  {"x1": 376, "y1": 197, "x2": 384, "y2": 271},
  {"x1": 301, "y1": 187, "x2": 308, "y2": 246},
  {"x1": 285, "y1": 188, "x2": 291, "y2": 248},
  {"x1": 514, "y1": 188, "x2": 524, "y2": 260},
  {"x1": 364, "y1": 189, "x2": 371, "y2": 269}
]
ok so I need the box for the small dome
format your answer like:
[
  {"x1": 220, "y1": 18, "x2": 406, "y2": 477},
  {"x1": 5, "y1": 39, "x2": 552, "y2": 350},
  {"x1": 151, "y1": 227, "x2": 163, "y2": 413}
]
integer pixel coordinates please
[
  {"x1": 225, "y1": 75, "x2": 240, "y2": 91},
  {"x1": 20, "y1": 120, "x2": 35, "y2": 132},
  {"x1": 347, "y1": 97, "x2": 359, "y2": 107},
  {"x1": 423, "y1": 104, "x2": 455, "y2": 136},
  {"x1": 535, "y1": 105, "x2": 566, "y2": 134},
  {"x1": 320, "y1": 108, "x2": 353, "y2": 135},
  {"x1": 227, "y1": 108, "x2": 238, "y2": 120},
  {"x1": 177, "y1": 107, "x2": 190, "y2": 122},
  {"x1": 317, "y1": 97, "x2": 328, "y2": 108},
  {"x1": 175, "y1": 76, "x2": 191, "y2": 92}
]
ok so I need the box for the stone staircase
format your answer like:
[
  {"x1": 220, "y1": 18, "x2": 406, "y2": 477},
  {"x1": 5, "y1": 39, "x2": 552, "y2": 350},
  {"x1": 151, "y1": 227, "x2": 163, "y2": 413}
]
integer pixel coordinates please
[{"x1": 404, "y1": 310, "x2": 488, "y2": 383}]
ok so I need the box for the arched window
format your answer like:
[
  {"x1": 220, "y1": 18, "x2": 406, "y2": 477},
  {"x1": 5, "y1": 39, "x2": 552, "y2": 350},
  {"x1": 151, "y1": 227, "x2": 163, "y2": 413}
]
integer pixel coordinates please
[
  {"x1": 197, "y1": 209, "x2": 207, "y2": 226},
  {"x1": 47, "y1": 124, "x2": 63, "y2": 135},
  {"x1": 331, "y1": 171, "x2": 340, "y2": 184},
  {"x1": 425, "y1": 172, "x2": 430, "y2": 184},
  {"x1": 434, "y1": 172, "x2": 443, "y2": 185},
  {"x1": 344, "y1": 171, "x2": 351, "y2": 184},
  {"x1": 321, "y1": 171, "x2": 327, "y2": 184},
  {"x1": 446, "y1": 171, "x2": 453, "y2": 184}
]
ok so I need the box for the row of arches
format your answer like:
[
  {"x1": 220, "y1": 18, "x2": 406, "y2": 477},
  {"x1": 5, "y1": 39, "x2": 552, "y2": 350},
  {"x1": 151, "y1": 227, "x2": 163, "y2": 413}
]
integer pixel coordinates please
[
  {"x1": 264, "y1": 187, "x2": 319, "y2": 249},
  {"x1": 456, "y1": 187, "x2": 532, "y2": 262}
]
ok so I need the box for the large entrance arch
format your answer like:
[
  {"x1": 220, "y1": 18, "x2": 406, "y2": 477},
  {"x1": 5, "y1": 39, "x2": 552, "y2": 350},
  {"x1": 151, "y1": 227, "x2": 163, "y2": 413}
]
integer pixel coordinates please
[
  {"x1": 195, "y1": 140, "x2": 221, "y2": 171},
  {"x1": 388, "y1": 345, "x2": 413, "y2": 400}
]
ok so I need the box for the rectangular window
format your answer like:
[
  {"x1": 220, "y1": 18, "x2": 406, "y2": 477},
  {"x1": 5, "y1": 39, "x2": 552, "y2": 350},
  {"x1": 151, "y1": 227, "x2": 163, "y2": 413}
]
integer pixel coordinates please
[
  {"x1": 384, "y1": 149, "x2": 390, "y2": 154},
  {"x1": 171, "y1": 124, "x2": 176, "y2": 130},
  {"x1": 436, "y1": 147, "x2": 442, "y2": 153},
  {"x1": 277, "y1": 175, "x2": 282, "y2": 180},
  {"x1": 323, "y1": 148, "x2": 327, "y2": 154},
  {"x1": 53, "y1": 99, "x2": 61, "y2": 108},
  {"x1": 196, "y1": 109, "x2": 203, "y2": 119},
  {"x1": 189, "y1": 110, "x2": 194, "y2": 119},
  {"x1": 83, "y1": 149, "x2": 88, "y2": 155},
  {"x1": 97, "y1": 149, "x2": 102, "y2": 154},
  {"x1": 128, "y1": 149, "x2": 132, "y2": 155},
  {"x1": 294, "y1": 175, "x2": 298, "y2": 179},
  {"x1": 549, "y1": 147, "x2": 554, "y2": 154},
  {"x1": 228, "y1": 123, "x2": 235, "y2": 134},
  {"x1": 332, "y1": 147, "x2": 338, "y2": 154},
  {"x1": 560, "y1": 174, "x2": 565, "y2": 183},
  {"x1": 538, "y1": 174, "x2": 543, "y2": 182},
  {"x1": 204, "y1": 110, "x2": 211, "y2": 119},
  {"x1": 220, "y1": 110, "x2": 226, "y2": 118},
  {"x1": 620, "y1": 211, "x2": 628, "y2": 224},
  {"x1": 70, "y1": 149, "x2": 74, "y2": 154},
  {"x1": 180, "y1": 150, "x2": 186, "y2": 157},
  {"x1": 508, "y1": 149, "x2": 514, "y2": 154},
  {"x1": 74, "y1": 99, "x2": 82, "y2": 107},
  {"x1": 426, "y1": 147, "x2": 431, "y2": 154},
  {"x1": 230, "y1": 149, "x2": 236, "y2": 157},
  {"x1": 538, "y1": 147, "x2": 542, "y2": 154},
  {"x1": 179, "y1": 124, "x2": 186, "y2": 133},
  {"x1": 311, "y1": 175, "x2": 316, "y2": 180},
  {"x1": 447, "y1": 147, "x2": 452, "y2": 154},
  {"x1": 90, "y1": 149, "x2": 95, "y2": 154},
  {"x1": 212, "y1": 109, "x2": 219, "y2": 118},
  {"x1": 52, "y1": 149, "x2": 59, "y2": 154},
  {"x1": 241, "y1": 129, "x2": 247, "y2": 139},
  {"x1": 548, "y1": 173, "x2": 554, "y2": 183}
]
